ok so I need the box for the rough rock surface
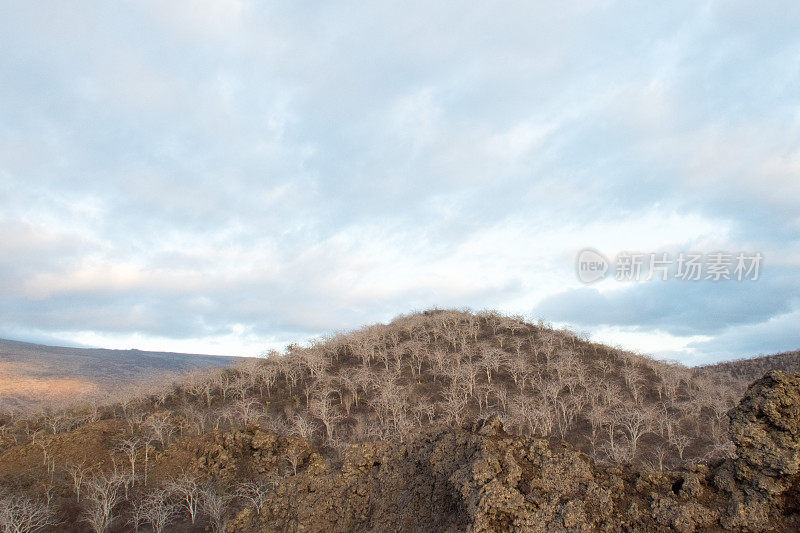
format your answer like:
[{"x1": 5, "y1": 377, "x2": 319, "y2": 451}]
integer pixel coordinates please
[
  {"x1": 222, "y1": 372, "x2": 800, "y2": 532},
  {"x1": 716, "y1": 370, "x2": 800, "y2": 529}
]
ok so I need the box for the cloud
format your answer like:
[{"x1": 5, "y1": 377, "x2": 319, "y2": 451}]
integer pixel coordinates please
[
  {"x1": 0, "y1": 1, "x2": 798, "y2": 359},
  {"x1": 534, "y1": 270, "x2": 799, "y2": 337},
  {"x1": 686, "y1": 310, "x2": 800, "y2": 362}
]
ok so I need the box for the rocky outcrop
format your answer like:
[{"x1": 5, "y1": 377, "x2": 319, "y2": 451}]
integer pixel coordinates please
[
  {"x1": 715, "y1": 370, "x2": 800, "y2": 529},
  {"x1": 195, "y1": 426, "x2": 324, "y2": 483},
  {"x1": 729, "y1": 371, "x2": 800, "y2": 486},
  {"x1": 223, "y1": 372, "x2": 800, "y2": 532}
]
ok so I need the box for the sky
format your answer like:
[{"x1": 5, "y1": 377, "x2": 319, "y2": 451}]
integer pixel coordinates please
[{"x1": 1, "y1": 1, "x2": 798, "y2": 365}]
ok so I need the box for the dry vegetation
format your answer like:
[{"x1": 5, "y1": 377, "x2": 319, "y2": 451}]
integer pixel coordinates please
[
  {"x1": 697, "y1": 349, "x2": 800, "y2": 383},
  {"x1": 0, "y1": 340, "x2": 241, "y2": 412},
  {"x1": 0, "y1": 362, "x2": 98, "y2": 407},
  {"x1": 0, "y1": 309, "x2": 791, "y2": 532}
]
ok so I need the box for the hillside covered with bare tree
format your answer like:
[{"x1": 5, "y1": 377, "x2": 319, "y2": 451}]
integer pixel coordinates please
[
  {"x1": 0, "y1": 309, "x2": 798, "y2": 532},
  {"x1": 697, "y1": 349, "x2": 800, "y2": 383}
]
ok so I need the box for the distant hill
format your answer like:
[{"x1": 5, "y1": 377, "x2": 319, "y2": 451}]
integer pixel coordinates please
[
  {"x1": 697, "y1": 349, "x2": 800, "y2": 382},
  {"x1": 0, "y1": 339, "x2": 242, "y2": 409}
]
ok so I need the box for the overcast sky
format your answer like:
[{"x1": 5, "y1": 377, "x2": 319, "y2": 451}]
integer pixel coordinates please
[{"x1": 1, "y1": 1, "x2": 798, "y2": 364}]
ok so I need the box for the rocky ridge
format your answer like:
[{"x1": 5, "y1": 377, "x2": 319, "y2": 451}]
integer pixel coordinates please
[{"x1": 204, "y1": 371, "x2": 800, "y2": 532}]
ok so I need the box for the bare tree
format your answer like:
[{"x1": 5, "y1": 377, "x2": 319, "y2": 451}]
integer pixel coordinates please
[
  {"x1": 585, "y1": 402, "x2": 607, "y2": 447},
  {"x1": 440, "y1": 389, "x2": 468, "y2": 427},
  {"x1": 554, "y1": 396, "x2": 578, "y2": 440},
  {"x1": 300, "y1": 347, "x2": 329, "y2": 378},
  {"x1": 43, "y1": 411, "x2": 73, "y2": 435},
  {"x1": 200, "y1": 486, "x2": 230, "y2": 533},
  {"x1": 144, "y1": 413, "x2": 173, "y2": 448},
  {"x1": 506, "y1": 354, "x2": 528, "y2": 392},
  {"x1": 124, "y1": 410, "x2": 146, "y2": 437},
  {"x1": 651, "y1": 444, "x2": 670, "y2": 474},
  {"x1": 290, "y1": 414, "x2": 317, "y2": 439},
  {"x1": 127, "y1": 496, "x2": 145, "y2": 533},
  {"x1": 186, "y1": 370, "x2": 218, "y2": 407},
  {"x1": 478, "y1": 345, "x2": 504, "y2": 385},
  {"x1": 338, "y1": 368, "x2": 362, "y2": 408},
  {"x1": 33, "y1": 434, "x2": 52, "y2": 468},
  {"x1": 236, "y1": 480, "x2": 274, "y2": 514},
  {"x1": 405, "y1": 339, "x2": 427, "y2": 378},
  {"x1": 216, "y1": 372, "x2": 234, "y2": 401},
  {"x1": 488, "y1": 383, "x2": 509, "y2": 413},
  {"x1": 182, "y1": 404, "x2": 209, "y2": 435},
  {"x1": 602, "y1": 436, "x2": 634, "y2": 464},
  {"x1": 234, "y1": 397, "x2": 261, "y2": 427},
  {"x1": 511, "y1": 395, "x2": 553, "y2": 437},
  {"x1": 166, "y1": 474, "x2": 200, "y2": 525},
  {"x1": 0, "y1": 493, "x2": 57, "y2": 533},
  {"x1": 117, "y1": 438, "x2": 140, "y2": 486},
  {"x1": 140, "y1": 435, "x2": 154, "y2": 487},
  {"x1": 285, "y1": 447, "x2": 304, "y2": 475},
  {"x1": 141, "y1": 489, "x2": 177, "y2": 533},
  {"x1": 670, "y1": 433, "x2": 692, "y2": 460},
  {"x1": 615, "y1": 408, "x2": 653, "y2": 457},
  {"x1": 67, "y1": 461, "x2": 89, "y2": 503},
  {"x1": 83, "y1": 471, "x2": 128, "y2": 533},
  {"x1": 309, "y1": 396, "x2": 342, "y2": 442}
]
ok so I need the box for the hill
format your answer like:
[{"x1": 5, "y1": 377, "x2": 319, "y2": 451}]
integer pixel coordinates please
[
  {"x1": 0, "y1": 339, "x2": 242, "y2": 410},
  {"x1": 697, "y1": 349, "x2": 800, "y2": 382},
  {"x1": 0, "y1": 309, "x2": 798, "y2": 531}
]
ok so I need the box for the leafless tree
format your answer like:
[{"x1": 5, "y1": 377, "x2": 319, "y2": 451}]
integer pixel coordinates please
[
  {"x1": 186, "y1": 369, "x2": 218, "y2": 407},
  {"x1": 124, "y1": 410, "x2": 146, "y2": 437},
  {"x1": 658, "y1": 363, "x2": 685, "y2": 402},
  {"x1": 215, "y1": 372, "x2": 234, "y2": 402},
  {"x1": 141, "y1": 489, "x2": 177, "y2": 533},
  {"x1": 166, "y1": 474, "x2": 201, "y2": 525},
  {"x1": 127, "y1": 496, "x2": 145, "y2": 533},
  {"x1": 117, "y1": 438, "x2": 140, "y2": 486},
  {"x1": 285, "y1": 448, "x2": 304, "y2": 475},
  {"x1": 479, "y1": 345, "x2": 504, "y2": 385},
  {"x1": 430, "y1": 349, "x2": 448, "y2": 381},
  {"x1": 309, "y1": 395, "x2": 342, "y2": 442},
  {"x1": 338, "y1": 368, "x2": 362, "y2": 408},
  {"x1": 651, "y1": 444, "x2": 670, "y2": 474},
  {"x1": 67, "y1": 461, "x2": 90, "y2": 503},
  {"x1": 603, "y1": 436, "x2": 634, "y2": 464},
  {"x1": 615, "y1": 408, "x2": 653, "y2": 457},
  {"x1": 702, "y1": 440, "x2": 735, "y2": 462},
  {"x1": 289, "y1": 413, "x2": 316, "y2": 439},
  {"x1": 33, "y1": 434, "x2": 52, "y2": 468},
  {"x1": 83, "y1": 471, "x2": 128, "y2": 533},
  {"x1": 256, "y1": 362, "x2": 279, "y2": 398},
  {"x1": 512, "y1": 395, "x2": 554, "y2": 437},
  {"x1": 506, "y1": 354, "x2": 528, "y2": 392},
  {"x1": 0, "y1": 493, "x2": 57, "y2": 533},
  {"x1": 182, "y1": 404, "x2": 209, "y2": 435},
  {"x1": 554, "y1": 396, "x2": 578, "y2": 440},
  {"x1": 144, "y1": 413, "x2": 173, "y2": 448},
  {"x1": 234, "y1": 397, "x2": 261, "y2": 427},
  {"x1": 200, "y1": 486, "x2": 230, "y2": 533},
  {"x1": 236, "y1": 480, "x2": 274, "y2": 514},
  {"x1": 412, "y1": 400, "x2": 435, "y2": 425},
  {"x1": 670, "y1": 433, "x2": 692, "y2": 460},
  {"x1": 440, "y1": 389, "x2": 468, "y2": 427},
  {"x1": 300, "y1": 348, "x2": 329, "y2": 378},
  {"x1": 43, "y1": 411, "x2": 73, "y2": 435}
]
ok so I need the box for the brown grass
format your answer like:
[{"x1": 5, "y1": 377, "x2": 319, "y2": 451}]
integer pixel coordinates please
[{"x1": 0, "y1": 362, "x2": 98, "y2": 401}]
